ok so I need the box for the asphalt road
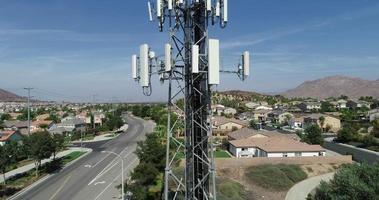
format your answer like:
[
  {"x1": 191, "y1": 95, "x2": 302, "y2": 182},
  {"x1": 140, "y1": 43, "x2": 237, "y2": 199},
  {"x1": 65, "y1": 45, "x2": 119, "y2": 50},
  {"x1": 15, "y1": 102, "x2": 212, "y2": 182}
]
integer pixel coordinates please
[{"x1": 12, "y1": 115, "x2": 154, "y2": 200}]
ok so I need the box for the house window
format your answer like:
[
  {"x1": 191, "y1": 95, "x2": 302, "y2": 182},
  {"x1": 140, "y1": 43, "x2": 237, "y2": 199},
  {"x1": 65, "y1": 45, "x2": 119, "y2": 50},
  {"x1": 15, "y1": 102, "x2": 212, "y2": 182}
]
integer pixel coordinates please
[
  {"x1": 283, "y1": 153, "x2": 288, "y2": 157},
  {"x1": 295, "y1": 152, "x2": 302, "y2": 157}
]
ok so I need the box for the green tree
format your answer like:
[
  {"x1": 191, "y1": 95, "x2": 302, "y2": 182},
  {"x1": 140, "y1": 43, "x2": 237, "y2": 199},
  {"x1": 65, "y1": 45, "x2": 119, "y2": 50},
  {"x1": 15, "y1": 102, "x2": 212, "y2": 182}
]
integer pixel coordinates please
[
  {"x1": 0, "y1": 143, "x2": 17, "y2": 185},
  {"x1": 51, "y1": 134, "x2": 65, "y2": 159},
  {"x1": 0, "y1": 113, "x2": 11, "y2": 121},
  {"x1": 313, "y1": 164, "x2": 379, "y2": 200},
  {"x1": 372, "y1": 119, "x2": 379, "y2": 138},
  {"x1": 318, "y1": 116, "x2": 325, "y2": 132},
  {"x1": 303, "y1": 124, "x2": 323, "y2": 145},
  {"x1": 24, "y1": 132, "x2": 54, "y2": 177},
  {"x1": 337, "y1": 125, "x2": 357, "y2": 143}
]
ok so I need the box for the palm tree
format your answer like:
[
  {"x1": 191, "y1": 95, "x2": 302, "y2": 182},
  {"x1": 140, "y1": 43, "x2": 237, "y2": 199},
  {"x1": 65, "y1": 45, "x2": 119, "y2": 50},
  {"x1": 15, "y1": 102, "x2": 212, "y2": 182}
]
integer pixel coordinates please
[{"x1": 319, "y1": 116, "x2": 325, "y2": 132}]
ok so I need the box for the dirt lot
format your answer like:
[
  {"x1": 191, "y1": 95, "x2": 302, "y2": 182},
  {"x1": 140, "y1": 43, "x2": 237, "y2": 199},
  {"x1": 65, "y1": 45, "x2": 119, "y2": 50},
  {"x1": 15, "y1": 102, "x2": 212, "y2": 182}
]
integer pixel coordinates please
[{"x1": 217, "y1": 163, "x2": 345, "y2": 200}]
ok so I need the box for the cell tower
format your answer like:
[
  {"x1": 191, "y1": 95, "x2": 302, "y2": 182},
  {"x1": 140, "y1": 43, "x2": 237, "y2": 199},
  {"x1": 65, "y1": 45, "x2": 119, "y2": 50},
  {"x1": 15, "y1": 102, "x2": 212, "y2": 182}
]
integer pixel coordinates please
[{"x1": 131, "y1": 0, "x2": 250, "y2": 199}]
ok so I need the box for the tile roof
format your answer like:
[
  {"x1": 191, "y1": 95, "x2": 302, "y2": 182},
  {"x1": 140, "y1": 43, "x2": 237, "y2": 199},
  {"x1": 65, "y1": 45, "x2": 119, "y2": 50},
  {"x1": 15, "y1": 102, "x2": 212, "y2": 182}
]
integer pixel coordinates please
[
  {"x1": 228, "y1": 127, "x2": 300, "y2": 141},
  {"x1": 0, "y1": 130, "x2": 18, "y2": 142},
  {"x1": 229, "y1": 137, "x2": 324, "y2": 153}
]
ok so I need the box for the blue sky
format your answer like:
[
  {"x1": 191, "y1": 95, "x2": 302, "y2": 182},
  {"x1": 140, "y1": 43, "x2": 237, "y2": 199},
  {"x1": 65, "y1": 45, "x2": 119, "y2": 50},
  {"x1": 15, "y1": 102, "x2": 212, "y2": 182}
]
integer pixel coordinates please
[{"x1": 0, "y1": 0, "x2": 378, "y2": 102}]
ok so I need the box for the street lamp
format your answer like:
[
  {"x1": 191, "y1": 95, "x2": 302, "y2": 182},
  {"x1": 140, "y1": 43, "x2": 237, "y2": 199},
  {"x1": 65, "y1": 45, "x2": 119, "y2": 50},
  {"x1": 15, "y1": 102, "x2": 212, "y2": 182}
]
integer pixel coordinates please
[{"x1": 101, "y1": 150, "x2": 124, "y2": 200}]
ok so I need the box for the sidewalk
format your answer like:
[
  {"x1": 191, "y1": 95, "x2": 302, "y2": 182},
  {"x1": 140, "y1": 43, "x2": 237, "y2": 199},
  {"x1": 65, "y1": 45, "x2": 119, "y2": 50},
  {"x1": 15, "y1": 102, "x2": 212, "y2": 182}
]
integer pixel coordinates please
[
  {"x1": 285, "y1": 172, "x2": 335, "y2": 200},
  {"x1": 73, "y1": 125, "x2": 129, "y2": 143},
  {"x1": 0, "y1": 147, "x2": 91, "y2": 183}
]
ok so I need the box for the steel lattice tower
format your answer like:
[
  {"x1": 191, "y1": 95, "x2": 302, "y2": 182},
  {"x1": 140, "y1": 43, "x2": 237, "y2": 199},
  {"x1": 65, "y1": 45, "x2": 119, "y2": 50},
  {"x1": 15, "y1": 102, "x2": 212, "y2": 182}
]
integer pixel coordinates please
[{"x1": 131, "y1": 1, "x2": 249, "y2": 199}]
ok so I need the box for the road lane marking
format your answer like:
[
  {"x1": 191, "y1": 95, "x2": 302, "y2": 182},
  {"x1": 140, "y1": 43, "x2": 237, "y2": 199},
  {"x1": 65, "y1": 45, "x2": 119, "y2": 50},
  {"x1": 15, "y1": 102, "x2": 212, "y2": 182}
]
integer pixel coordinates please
[
  {"x1": 88, "y1": 146, "x2": 129, "y2": 185},
  {"x1": 94, "y1": 181, "x2": 106, "y2": 185},
  {"x1": 94, "y1": 158, "x2": 138, "y2": 200},
  {"x1": 48, "y1": 174, "x2": 72, "y2": 200}
]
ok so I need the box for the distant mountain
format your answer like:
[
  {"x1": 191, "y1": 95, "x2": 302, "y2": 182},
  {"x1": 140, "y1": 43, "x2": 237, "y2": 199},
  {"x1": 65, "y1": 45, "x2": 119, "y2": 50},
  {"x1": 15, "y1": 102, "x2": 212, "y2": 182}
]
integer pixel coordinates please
[
  {"x1": 281, "y1": 75, "x2": 379, "y2": 99},
  {"x1": 0, "y1": 89, "x2": 25, "y2": 102}
]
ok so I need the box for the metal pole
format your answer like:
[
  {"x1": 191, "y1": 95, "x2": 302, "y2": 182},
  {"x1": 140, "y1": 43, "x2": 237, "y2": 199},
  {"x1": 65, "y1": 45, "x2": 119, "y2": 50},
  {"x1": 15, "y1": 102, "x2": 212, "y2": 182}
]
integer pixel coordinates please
[
  {"x1": 164, "y1": 73, "x2": 172, "y2": 200},
  {"x1": 24, "y1": 87, "x2": 33, "y2": 136}
]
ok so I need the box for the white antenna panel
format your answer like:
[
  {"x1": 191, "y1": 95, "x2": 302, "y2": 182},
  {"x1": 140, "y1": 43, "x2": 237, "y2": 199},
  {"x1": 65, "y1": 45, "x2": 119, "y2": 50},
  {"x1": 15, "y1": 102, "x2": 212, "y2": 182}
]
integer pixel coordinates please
[
  {"x1": 243, "y1": 51, "x2": 250, "y2": 76},
  {"x1": 208, "y1": 39, "x2": 220, "y2": 85},
  {"x1": 192, "y1": 45, "x2": 199, "y2": 73},
  {"x1": 132, "y1": 54, "x2": 137, "y2": 79},
  {"x1": 140, "y1": 44, "x2": 149, "y2": 87},
  {"x1": 165, "y1": 43, "x2": 172, "y2": 71},
  {"x1": 216, "y1": 0, "x2": 220, "y2": 17},
  {"x1": 168, "y1": 0, "x2": 173, "y2": 10},
  {"x1": 223, "y1": 0, "x2": 228, "y2": 22},
  {"x1": 206, "y1": 0, "x2": 211, "y2": 11},
  {"x1": 157, "y1": 0, "x2": 162, "y2": 17},
  {"x1": 147, "y1": 1, "x2": 153, "y2": 21}
]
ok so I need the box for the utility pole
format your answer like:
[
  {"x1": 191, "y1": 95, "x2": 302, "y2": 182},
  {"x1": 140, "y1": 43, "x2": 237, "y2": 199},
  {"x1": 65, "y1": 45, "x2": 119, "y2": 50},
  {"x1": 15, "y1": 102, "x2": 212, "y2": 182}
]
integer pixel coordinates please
[
  {"x1": 92, "y1": 94, "x2": 98, "y2": 135},
  {"x1": 131, "y1": 1, "x2": 250, "y2": 199},
  {"x1": 24, "y1": 87, "x2": 34, "y2": 136}
]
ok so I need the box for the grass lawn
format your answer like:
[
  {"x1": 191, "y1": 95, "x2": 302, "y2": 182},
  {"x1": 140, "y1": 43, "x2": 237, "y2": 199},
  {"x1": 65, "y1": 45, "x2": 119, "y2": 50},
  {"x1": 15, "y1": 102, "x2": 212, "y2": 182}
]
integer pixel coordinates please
[
  {"x1": 62, "y1": 151, "x2": 86, "y2": 165},
  {"x1": 175, "y1": 150, "x2": 230, "y2": 159},
  {"x1": 214, "y1": 150, "x2": 231, "y2": 158},
  {"x1": 1, "y1": 151, "x2": 86, "y2": 199},
  {"x1": 217, "y1": 178, "x2": 247, "y2": 200},
  {"x1": 245, "y1": 164, "x2": 307, "y2": 191}
]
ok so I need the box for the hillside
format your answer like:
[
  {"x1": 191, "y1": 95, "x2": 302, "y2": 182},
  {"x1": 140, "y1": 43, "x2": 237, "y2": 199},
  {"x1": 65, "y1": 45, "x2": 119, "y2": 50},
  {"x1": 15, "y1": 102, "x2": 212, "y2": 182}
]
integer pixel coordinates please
[
  {"x1": 0, "y1": 89, "x2": 25, "y2": 102},
  {"x1": 281, "y1": 75, "x2": 379, "y2": 99}
]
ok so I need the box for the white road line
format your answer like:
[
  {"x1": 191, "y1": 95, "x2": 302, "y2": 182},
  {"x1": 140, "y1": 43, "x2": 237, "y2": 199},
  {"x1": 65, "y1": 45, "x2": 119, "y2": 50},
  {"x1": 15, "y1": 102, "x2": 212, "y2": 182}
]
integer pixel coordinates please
[
  {"x1": 91, "y1": 153, "x2": 111, "y2": 168},
  {"x1": 48, "y1": 174, "x2": 72, "y2": 200},
  {"x1": 88, "y1": 147, "x2": 129, "y2": 185},
  {"x1": 94, "y1": 158, "x2": 138, "y2": 200}
]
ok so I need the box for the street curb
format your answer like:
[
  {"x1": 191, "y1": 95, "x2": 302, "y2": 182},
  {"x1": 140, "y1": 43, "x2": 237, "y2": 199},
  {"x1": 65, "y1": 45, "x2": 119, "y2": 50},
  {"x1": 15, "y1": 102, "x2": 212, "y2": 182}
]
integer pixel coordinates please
[
  {"x1": 7, "y1": 148, "x2": 92, "y2": 200},
  {"x1": 71, "y1": 126, "x2": 129, "y2": 144}
]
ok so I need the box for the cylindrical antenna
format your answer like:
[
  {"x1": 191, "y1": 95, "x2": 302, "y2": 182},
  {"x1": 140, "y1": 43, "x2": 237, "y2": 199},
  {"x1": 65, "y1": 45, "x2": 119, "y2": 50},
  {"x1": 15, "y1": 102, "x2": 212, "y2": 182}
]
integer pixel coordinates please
[
  {"x1": 165, "y1": 43, "x2": 172, "y2": 71},
  {"x1": 132, "y1": 55, "x2": 137, "y2": 79},
  {"x1": 223, "y1": 0, "x2": 228, "y2": 22},
  {"x1": 216, "y1": 0, "x2": 220, "y2": 17},
  {"x1": 148, "y1": 1, "x2": 153, "y2": 22},
  {"x1": 168, "y1": 0, "x2": 173, "y2": 10},
  {"x1": 157, "y1": 0, "x2": 162, "y2": 18},
  {"x1": 206, "y1": 0, "x2": 211, "y2": 12}
]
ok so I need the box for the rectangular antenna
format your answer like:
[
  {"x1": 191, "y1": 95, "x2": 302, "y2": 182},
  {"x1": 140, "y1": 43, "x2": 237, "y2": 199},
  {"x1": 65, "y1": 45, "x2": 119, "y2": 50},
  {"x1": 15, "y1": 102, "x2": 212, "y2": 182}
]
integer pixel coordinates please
[
  {"x1": 132, "y1": 54, "x2": 137, "y2": 79},
  {"x1": 192, "y1": 45, "x2": 199, "y2": 73},
  {"x1": 140, "y1": 44, "x2": 149, "y2": 87},
  {"x1": 207, "y1": 0, "x2": 211, "y2": 12},
  {"x1": 223, "y1": 0, "x2": 228, "y2": 22},
  {"x1": 168, "y1": 0, "x2": 173, "y2": 10},
  {"x1": 165, "y1": 43, "x2": 172, "y2": 71},
  {"x1": 208, "y1": 39, "x2": 220, "y2": 85},
  {"x1": 157, "y1": 0, "x2": 162, "y2": 17},
  {"x1": 148, "y1": 1, "x2": 153, "y2": 21},
  {"x1": 216, "y1": 0, "x2": 220, "y2": 17},
  {"x1": 243, "y1": 51, "x2": 250, "y2": 76}
]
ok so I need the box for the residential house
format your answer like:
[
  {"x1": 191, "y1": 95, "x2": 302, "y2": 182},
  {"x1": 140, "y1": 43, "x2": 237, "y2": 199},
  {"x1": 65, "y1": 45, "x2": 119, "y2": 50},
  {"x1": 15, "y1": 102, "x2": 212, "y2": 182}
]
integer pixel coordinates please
[
  {"x1": 368, "y1": 109, "x2": 379, "y2": 122},
  {"x1": 347, "y1": 100, "x2": 372, "y2": 109},
  {"x1": 0, "y1": 130, "x2": 23, "y2": 146},
  {"x1": 252, "y1": 110, "x2": 271, "y2": 122},
  {"x1": 298, "y1": 102, "x2": 321, "y2": 112},
  {"x1": 228, "y1": 128, "x2": 324, "y2": 158},
  {"x1": 303, "y1": 114, "x2": 341, "y2": 133},
  {"x1": 49, "y1": 118, "x2": 86, "y2": 135},
  {"x1": 224, "y1": 107, "x2": 237, "y2": 116},
  {"x1": 2, "y1": 120, "x2": 29, "y2": 135},
  {"x1": 211, "y1": 104, "x2": 225, "y2": 116},
  {"x1": 212, "y1": 116, "x2": 248, "y2": 136},
  {"x1": 31, "y1": 120, "x2": 53, "y2": 133},
  {"x1": 255, "y1": 105, "x2": 273, "y2": 111},
  {"x1": 268, "y1": 110, "x2": 294, "y2": 125},
  {"x1": 237, "y1": 112, "x2": 254, "y2": 121},
  {"x1": 289, "y1": 117, "x2": 304, "y2": 129},
  {"x1": 245, "y1": 102, "x2": 260, "y2": 109}
]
